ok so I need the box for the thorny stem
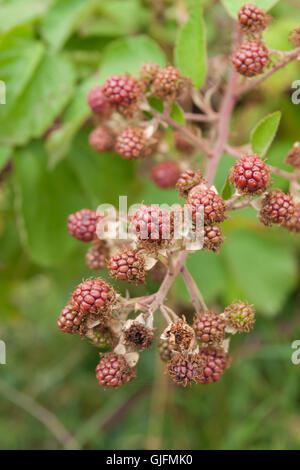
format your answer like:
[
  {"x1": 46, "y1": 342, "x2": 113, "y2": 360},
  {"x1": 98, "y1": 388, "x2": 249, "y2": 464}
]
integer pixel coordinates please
[
  {"x1": 236, "y1": 46, "x2": 300, "y2": 98},
  {"x1": 184, "y1": 112, "x2": 218, "y2": 122},
  {"x1": 181, "y1": 266, "x2": 208, "y2": 312}
]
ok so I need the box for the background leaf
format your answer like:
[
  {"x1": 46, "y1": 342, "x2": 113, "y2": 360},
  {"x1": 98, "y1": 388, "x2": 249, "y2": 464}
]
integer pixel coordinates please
[
  {"x1": 251, "y1": 111, "x2": 281, "y2": 157},
  {"x1": 170, "y1": 102, "x2": 185, "y2": 125},
  {"x1": 175, "y1": 0, "x2": 206, "y2": 88},
  {"x1": 0, "y1": 0, "x2": 50, "y2": 34}
]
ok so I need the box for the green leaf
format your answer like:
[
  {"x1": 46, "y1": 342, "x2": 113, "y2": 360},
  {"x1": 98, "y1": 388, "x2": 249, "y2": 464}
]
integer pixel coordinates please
[
  {"x1": 0, "y1": 145, "x2": 11, "y2": 171},
  {"x1": 170, "y1": 102, "x2": 185, "y2": 125},
  {"x1": 0, "y1": 0, "x2": 51, "y2": 34},
  {"x1": 0, "y1": 53, "x2": 76, "y2": 146},
  {"x1": 40, "y1": 0, "x2": 98, "y2": 52},
  {"x1": 250, "y1": 111, "x2": 281, "y2": 157},
  {"x1": 221, "y1": 176, "x2": 234, "y2": 200},
  {"x1": 221, "y1": 0, "x2": 280, "y2": 18},
  {"x1": 175, "y1": 0, "x2": 206, "y2": 88},
  {"x1": 47, "y1": 35, "x2": 166, "y2": 165},
  {"x1": 221, "y1": 229, "x2": 297, "y2": 315},
  {"x1": 13, "y1": 142, "x2": 91, "y2": 267},
  {"x1": 147, "y1": 96, "x2": 164, "y2": 113}
]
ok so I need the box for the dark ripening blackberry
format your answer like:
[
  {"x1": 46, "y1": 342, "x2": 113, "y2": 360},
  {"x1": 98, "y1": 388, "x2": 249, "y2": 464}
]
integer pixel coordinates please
[
  {"x1": 132, "y1": 205, "x2": 174, "y2": 251},
  {"x1": 139, "y1": 62, "x2": 160, "y2": 87},
  {"x1": 86, "y1": 240, "x2": 110, "y2": 270},
  {"x1": 57, "y1": 303, "x2": 82, "y2": 334},
  {"x1": 67, "y1": 209, "x2": 102, "y2": 242},
  {"x1": 175, "y1": 169, "x2": 203, "y2": 198},
  {"x1": 158, "y1": 338, "x2": 177, "y2": 362},
  {"x1": 197, "y1": 346, "x2": 231, "y2": 385},
  {"x1": 152, "y1": 66, "x2": 185, "y2": 99},
  {"x1": 102, "y1": 74, "x2": 142, "y2": 115},
  {"x1": 96, "y1": 353, "x2": 136, "y2": 389},
  {"x1": 168, "y1": 319, "x2": 195, "y2": 352},
  {"x1": 88, "y1": 126, "x2": 115, "y2": 153},
  {"x1": 87, "y1": 86, "x2": 111, "y2": 116},
  {"x1": 232, "y1": 41, "x2": 269, "y2": 77},
  {"x1": 203, "y1": 225, "x2": 224, "y2": 253},
  {"x1": 151, "y1": 160, "x2": 180, "y2": 188},
  {"x1": 167, "y1": 353, "x2": 204, "y2": 387},
  {"x1": 238, "y1": 4, "x2": 268, "y2": 33},
  {"x1": 115, "y1": 128, "x2": 147, "y2": 160},
  {"x1": 108, "y1": 248, "x2": 145, "y2": 284},
  {"x1": 224, "y1": 300, "x2": 255, "y2": 333},
  {"x1": 229, "y1": 154, "x2": 270, "y2": 195},
  {"x1": 187, "y1": 189, "x2": 226, "y2": 225},
  {"x1": 259, "y1": 189, "x2": 295, "y2": 226},
  {"x1": 193, "y1": 310, "x2": 226, "y2": 345},
  {"x1": 123, "y1": 322, "x2": 153, "y2": 351},
  {"x1": 285, "y1": 143, "x2": 300, "y2": 169},
  {"x1": 71, "y1": 278, "x2": 116, "y2": 324},
  {"x1": 282, "y1": 204, "x2": 300, "y2": 233}
]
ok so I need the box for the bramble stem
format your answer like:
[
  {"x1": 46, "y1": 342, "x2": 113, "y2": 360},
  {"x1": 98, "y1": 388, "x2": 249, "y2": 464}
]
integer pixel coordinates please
[
  {"x1": 181, "y1": 266, "x2": 208, "y2": 312},
  {"x1": 184, "y1": 112, "x2": 218, "y2": 122}
]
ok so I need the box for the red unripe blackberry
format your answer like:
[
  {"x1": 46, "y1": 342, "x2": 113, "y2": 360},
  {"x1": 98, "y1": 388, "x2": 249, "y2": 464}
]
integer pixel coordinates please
[
  {"x1": 151, "y1": 160, "x2": 180, "y2": 188},
  {"x1": 68, "y1": 209, "x2": 101, "y2": 242},
  {"x1": 238, "y1": 4, "x2": 267, "y2": 33},
  {"x1": 158, "y1": 338, "x2": 176, "y2": 362},
  {"x1": 175, "y1": 169, "x2": 203, "y2": 198},
  {"x1": 140, "y1": 62, "x2": 160, "y2": 87},
  {"x1": 285, "y1": 142, "x2": 300, "y2": 169},
  {"x1": 167, "y1": 353, "x2": 204, "y2": 386},
  {"x1": 109, "y1": 248, "x2": 145, "y2": 284},
  {"x1": 102, "y1": 74, "x2": 142, "y2": 114},
  {"x1": 86, "y1": 240, "x2": 110, "y2": 270},
  {"x1": 203, "y1": 225, "x2": 224, "y2": 253},
  {"x1": 57, "y1": 303, "x2": 82, "y2": 334},
  {"x1": 259, "y1": 189, "x2": 295, "y2": 226},
  {"x1": 87, "y1": 86, "x2": 111, "y2": 116},
  {"x1": 132, "y1": 205, "x2": 174, "y2": 245},
  {"x1": 115, "y1": 128, "x2": 147, "y2": 160},
  {"x1": 96, "y1": 353, "x2": 136, "y2": 389},
  {"x1": 72, "y1": 278, "x2": 116, "y2": 318},
  {"x1": 232, "y1": 41, "x2": 269, "y2": 77},
  {"x1": 229, "y1": 154, "x2": 270, "y2": 195},
  {"x1": 197, "y1": 346, "x2": 230, "y2": 385},
  {"x1": 88, "y1": 126, "x2": 115, "y2": 153},
  {"x1": 174, "y1": 132, "x2": 195, "y2": 155},
  {"x1": 282, "y1": 204, "x2": 300, "y2": 233},
  {"x1": 153, "y1": 66, "x2": 185, "y2": 99},
  {"x1": 193, "y1": 310, "x2": 226, "y2": 345},
  {"x1": 187, "y1": 189, "x2": 226, "y2": 224},
  {"x1": 224, "y1": 300, "x2": 255, "y2": 333}
]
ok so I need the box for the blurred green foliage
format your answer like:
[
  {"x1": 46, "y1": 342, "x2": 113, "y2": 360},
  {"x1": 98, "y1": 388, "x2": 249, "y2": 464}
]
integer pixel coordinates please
[{"x1": 0, "y1": 0, "x2": 300, "y2": 450}]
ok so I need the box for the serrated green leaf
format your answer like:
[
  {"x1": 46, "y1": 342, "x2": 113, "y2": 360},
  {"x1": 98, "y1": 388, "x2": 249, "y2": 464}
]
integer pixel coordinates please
[
  {"x1": 175, "y1": 0, "x2": 206, "y2": 88},
  {"x1": 221, "y1": 176, "x2": 234, "y2": 200},
  {"x1": 40, "y1": 0, "x2": 98, "y2": 52},
  {"x1": 251, "y1": 111, "x2": 281, "y2": 157},
  {"x1": 0, "y1": 53, "x2": 76, "y2": 146},
  {"x1": 221, "y1": 0, "x2": 280, "y2": 18},
  {"x1": 170, "y1": 102, "x2": 185, "y2": 125}
]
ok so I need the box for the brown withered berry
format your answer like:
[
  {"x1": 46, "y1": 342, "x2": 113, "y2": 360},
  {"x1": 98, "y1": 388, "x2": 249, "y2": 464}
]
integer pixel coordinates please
[
  {"x1": 167, "y1": 353, "x2": 204, "y2": 386},
  {"x1": 123, "y1": 321, "x2": 153, "y2": 351}
]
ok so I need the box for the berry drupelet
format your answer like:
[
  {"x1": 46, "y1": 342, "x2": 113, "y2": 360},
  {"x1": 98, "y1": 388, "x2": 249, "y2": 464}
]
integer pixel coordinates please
[
  {"x1": 153, "y1": 66, "x2": 185, "y2": 99},
  {"x1": 72, "y1": 278, "x2": 116, "y2": 319},
  {"x1": 229, "y1": 154, "x2": 270, "y2": 195},
  {"x1": 67, "y1": 209, "x2": 102, "y2": 242},
  {"x1": 88, "y1": 126, "x2": 115, "y2": 153},
  {"x1": 96, "y1": 353, "x2": 136, "y2": 389},
  {"x1": 175, "y1": 169, "x2": 203, "y2": 198},
  {"x1": 224, "y1": 300, "x2": 255, "y2": 333},
  {"x1": 132, "y1": 205, "x2": 174, "y2": 245},
  {"x1": 238, "y1": 4, "x2": 268, "y2": 33},
  {"x1": 203, "y1": 225, "x2": 224, "y2": 253},
  {"x1": 115, "y1": 128, "x2": 147, "y2": 160},
  {"x1": 151, "y1": 160, "x2": 180, "y2": 188},
  {"x1": 86, "y1": 240, "x2": 110, "y2": 270},
  {"x1": 57, "y1": 304, "x2": 82, "y2": 334},
  {"x1": 187, "y1": 189, "x2": 226, "y2": 224},
  {"x1": 232, "y1": 41, "x2": 269, "y2": 77},
  {"x1": 197, "y1": 346, "x2": 230, "y2": 385},
  {"x1": 193, "y1": 310, "x2": 226, "y2": 345},
  {"x1": 109, "y1": 248, "x2": 145, "y2": 284},
  {"x1": 102, "y1": 74, "x2": 142, "y2": 114},
  {"x1": 259, "y1": 189, "x2": 295, "y2": 226},
  {"x1": 158, "y1": 338, "x2": 177, "y2": 362},
  {"x1": 282, "y1": 204, "x2": 300, "y2": 233}
]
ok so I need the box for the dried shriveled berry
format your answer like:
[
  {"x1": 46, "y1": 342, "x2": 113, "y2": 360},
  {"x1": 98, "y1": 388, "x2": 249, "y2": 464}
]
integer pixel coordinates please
[
  {"x1": 285, "y1": 143, "x2": 300, "y2": 169},
  {"x1": 68, "y1": 209, "x2": 101, "y2": 242},
  {"x1": 123, "y1": 322, "x2": 153, "y2": 351},
  {"x1": 140, "y1": 62, "x2": 160, "y2": 87},
  {"x1": 203, "y1": 225, "x2": 224, "y2": 253},
  {"x1": 167, "y1": 319, "x2": 195, "y2": 352},
  {"x1": 193, "y1": 311, "x2": 226, "y2": 345},
  {"x1": 238, "y1": 4, "x2": 268, "y2": 33},
  {"x1": 57, "y1": 303, "x2": 82, "y2": 334},
  {"x1": 115, "y1": 128, "x2": 147, "y2": 160},
  {"x1": 282, "y1": 204, "x2": 300, "y2": 233},
  {"x1": 224, "y1": 300, "x2": 255, "y2": 333},
  {"x1": 89, "y1": 126, "x2": 115, "y2": 153},
  {"x1": 102, "y1": 74, "x2": 142, "y2": 115},
  {"x1": 153, "y1": 66, "x2": 185, "y2": 99},
  {"x1": 96, "y1": 353, "x2": 136, "y2": 389},
  {"x1": 229, "y1": 154, "x2": 270, "y2": 195},
  {"x1": 87, "y1": 86, "x2": 111, "y2": 116},
  {"x1": 109, "y1": 248, "x2": 145, "y2": 284},
  {"x1": 158, "y1": 338, "x2": 177, "y2": 362},
  {"x1": 167, "y1": 353, "x2": 204, "y2": 386},
  {"x1": 72, "y1": 278, "x2": 116, "y2": 322},
  {"x1": 175, "y1": 169, "x2": 203, "y2": 198},
  {"x1": 187, "y1": 189, "x2": 226, "y2": 224},
  {"x1": 197, "y1": 346, "x2": 230, "y2": 385},
  {"x1": 232, "y1": 41, "x2": 269, "y2": 77},
  {"x1": 86, "y1": 240, "x2": 110, "y2": 270},
  {"x1": 132, "y1": 205, "x2": 174, "y2": 250},
  {"x1": 259, "y1": 189, "x2": 295, "y2": 226},
  {"x1": 151, "y1": 160, "x2": 180, "y2": 188}
]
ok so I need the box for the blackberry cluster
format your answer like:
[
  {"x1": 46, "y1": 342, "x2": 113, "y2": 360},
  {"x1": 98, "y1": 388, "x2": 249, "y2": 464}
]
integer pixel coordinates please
[
  {"x1": 238, "y1": 4, "x2": 268, "y2": 33},
  {"x1": 175, "y1": 169, "x2": 203, "y2": 198},
  {"x1": 203, "y1": 225, "x2": 224, "y2": 253},
  {"x1": 197, "y1": 347, "x2": 230, "y2": 385},
  {"x1": 193, "y1": 311, "x2": 226, "y2": 345},
  {"x1": 67, "y1": 209, "x2": 101, "y2": 242},
  {"x1": 229, "y1": 154, "x2": 270, "y2": 195},
  {"x1": 89, "y1": 327, "x2": 116, "y2": 349},
  {"x1": 115, "y1": 128, "x2": 147, "y2": 160},
  {"x1": 187, "y1": 189, "x2": 226, "y2": 224},
  {"x1": 158, "y1": 338, "x2": 176, "y2": 362},
  {"x1": 232, "y1": 41, "x2": 269, "y2": 77},
  {"x1": 102, "y1": 74, "x2": 142, "y2": 114},
  {"x1": 139, "y1": 62, "x2": 160, "y2": 87},
  {"x1": 88, "y1": 126, "x2": 115, "y2": 153},
  {"x1": 86, "y1": 240, "x2": 110, "y2": 270},
  {"x1": 72, "y1": 278, "x2": 116, "y2": 320},
  {"x1": 151, "y1": 160, "x2": 180, "y2": 188},
  {"x1": 96, "y1": 353, "x2": 136, "y2": 389},
  {"x1": 167, "y1": 353, "x2": 203, "y2": 386},
  {"x1": 282, "y1": 204, "x2": 300, "y2": 233},
  {"x1": 108, "y1": 248, "x2": 145, "y2": 284},
  {"x1": 87, "y1": 86, "x2": 111, "y2": 117},
  {"x1": 224, "y1": 301, "x2": 255, "y2": 333},
  {"x1": 153, "y1": 66, "x2": 185, "y2": 99},
  {"x1": 132, "y1": 205, "x2": 174, "y2": 249},
  {"x1": 259, "y1": 189, "x2": 295, "y2": 226},
  {"x1": 57, "y1": 304, "x2": 82, "y2": 334}
]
